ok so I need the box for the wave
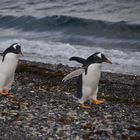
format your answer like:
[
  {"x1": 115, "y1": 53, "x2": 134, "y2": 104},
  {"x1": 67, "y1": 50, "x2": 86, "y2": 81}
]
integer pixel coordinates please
[
  {"x1": 0, "y1": 38, "x2": 140, "y2": 75},
  {"x1": 0, "y1": 15, "x2": 140, "y2": 39}
]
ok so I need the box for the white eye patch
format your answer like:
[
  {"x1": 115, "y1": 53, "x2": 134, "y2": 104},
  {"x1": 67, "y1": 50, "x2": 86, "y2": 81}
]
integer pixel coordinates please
[
  {"x1": 97, "y1": 53, "x2": 102, "y2": 58},
  {"x1": 13, "y1": 43, "x2": 18, "y2": 49}
]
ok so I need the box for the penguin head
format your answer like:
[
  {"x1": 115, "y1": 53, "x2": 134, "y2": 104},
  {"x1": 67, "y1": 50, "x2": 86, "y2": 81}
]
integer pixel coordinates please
[
  {"x1": 2, "y1": 43, "x2": 23, "y2": 62},
  {"x1": 86, "y1": 52, "x2": 112, "y2": 64}
]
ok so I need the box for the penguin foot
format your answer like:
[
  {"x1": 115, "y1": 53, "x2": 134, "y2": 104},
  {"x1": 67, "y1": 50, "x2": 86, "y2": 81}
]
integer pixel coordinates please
[
  {"x1": 0, "y1": 90, "x2": 15, "y2": 98},
  {"x1": 80, "y1": 103, "x2": 90, "y2": 109},
  {"x1": 92, "y1": 99, "x2": 104, "y2": 105},
  {"x1": 0, "y1": 91, "x2": 9, "y2": 96}
]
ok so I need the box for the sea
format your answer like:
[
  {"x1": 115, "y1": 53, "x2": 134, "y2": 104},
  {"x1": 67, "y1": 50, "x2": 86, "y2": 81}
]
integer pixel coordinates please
[{"x1": 0, "y1": 0, "x2": 140, "y2": 75}]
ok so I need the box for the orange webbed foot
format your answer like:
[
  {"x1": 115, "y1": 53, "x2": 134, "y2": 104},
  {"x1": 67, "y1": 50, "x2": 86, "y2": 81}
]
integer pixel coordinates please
[
  {"x1": 0, "y1": 91, "x2": 9, "y2": 96},
  {"x1": 92, "y1": 99, "x2": 104, "y2": 105},
  {"x1": 0, "y1": 90, "x2": 15, "y2": 98}
]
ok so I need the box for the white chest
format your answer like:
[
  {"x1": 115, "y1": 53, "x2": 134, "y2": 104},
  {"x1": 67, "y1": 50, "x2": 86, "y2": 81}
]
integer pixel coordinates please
[
  {"x1": 82, "y1": 64, "x2": 101, "y2": 89},
  {"x1": 0, "y1": 53, "x2": 18, "y2": 76}
]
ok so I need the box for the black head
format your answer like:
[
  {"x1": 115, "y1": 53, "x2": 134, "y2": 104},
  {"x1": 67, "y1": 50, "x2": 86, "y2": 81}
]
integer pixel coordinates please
[
  {"x1": 2, "y1": 43, "x2": 23, "y2": 62},
  {"x1": 85, "y1": 52, "x2": 112, "y2": 65}
]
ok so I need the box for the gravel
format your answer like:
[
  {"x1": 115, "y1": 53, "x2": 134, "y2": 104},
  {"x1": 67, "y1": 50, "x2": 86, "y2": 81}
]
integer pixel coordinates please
[{"x1": 0, "y1": 60, "x2": 139, "y2": 140}]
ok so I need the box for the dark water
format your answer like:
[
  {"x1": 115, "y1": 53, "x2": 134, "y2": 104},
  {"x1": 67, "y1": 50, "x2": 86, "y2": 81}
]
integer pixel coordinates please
[{"x1": 0, "y1": 0, "x2": 140, "y2": 75}]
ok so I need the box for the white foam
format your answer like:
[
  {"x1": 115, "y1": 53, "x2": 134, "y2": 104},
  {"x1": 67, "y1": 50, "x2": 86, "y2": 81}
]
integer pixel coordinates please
[{"x1": 0, "y1": 38, "x2": 140, "y2": 75}]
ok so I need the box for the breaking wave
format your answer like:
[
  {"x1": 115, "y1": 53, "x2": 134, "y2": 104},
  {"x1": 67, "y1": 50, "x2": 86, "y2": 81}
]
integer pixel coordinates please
[{"x1": 0, "y1": 15, "x2": 140, "y2": 40}]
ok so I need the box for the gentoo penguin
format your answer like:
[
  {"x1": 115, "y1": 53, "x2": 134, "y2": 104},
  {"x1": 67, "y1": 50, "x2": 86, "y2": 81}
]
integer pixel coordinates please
[
  {"x1": 63, "y1": 52, "x2": 112, "y2": 108},
  {"x1": 0, "y1": 43, "x2": 23, "y2": 97}
]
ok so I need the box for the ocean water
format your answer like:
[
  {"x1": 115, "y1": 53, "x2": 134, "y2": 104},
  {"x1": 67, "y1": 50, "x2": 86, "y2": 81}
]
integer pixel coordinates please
[{"x1": 0, "y1": 0, "x2": 140, "y2": 75}]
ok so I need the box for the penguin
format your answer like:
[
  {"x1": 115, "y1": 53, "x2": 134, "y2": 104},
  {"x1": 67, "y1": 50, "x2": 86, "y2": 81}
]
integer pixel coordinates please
[
  {"x1": 0, "y1": 43, "x2": 23, "y2": 97},
  {"x1": 63, "y1": 52, "x2": 112, "y2": 108}
]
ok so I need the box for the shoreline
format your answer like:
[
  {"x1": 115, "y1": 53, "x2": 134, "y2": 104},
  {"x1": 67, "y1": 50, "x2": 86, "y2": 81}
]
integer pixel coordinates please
[
  {"x1": 0, "y1": 60, "x2": 139, "y2": 140},
  {"x1": 20, "y1": 59, "x2": 140, "y2": 77}
]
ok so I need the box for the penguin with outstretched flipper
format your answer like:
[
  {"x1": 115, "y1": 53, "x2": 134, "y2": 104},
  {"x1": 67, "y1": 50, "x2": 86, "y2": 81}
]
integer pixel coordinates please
[{"x1": 63, "y1": 52, "x2": 112, "y2": 108}]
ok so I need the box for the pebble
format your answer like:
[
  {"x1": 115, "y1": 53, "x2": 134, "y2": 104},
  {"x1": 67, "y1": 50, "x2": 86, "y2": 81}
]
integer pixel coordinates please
[{"x1": 30, "y1": 90, "x2": 35, "y2": 93}]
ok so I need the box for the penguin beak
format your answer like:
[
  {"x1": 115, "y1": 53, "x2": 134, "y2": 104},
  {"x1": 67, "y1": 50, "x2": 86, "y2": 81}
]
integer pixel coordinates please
[
  {"x1": 18, "y1": 51, "x2": 23, "y2": 56},
  {"x1": 20, "y1": 52, "x2": 24, "y2": 56},
  {"x1": 105, "y1": 59, "x2": 112, "y2": 64}
]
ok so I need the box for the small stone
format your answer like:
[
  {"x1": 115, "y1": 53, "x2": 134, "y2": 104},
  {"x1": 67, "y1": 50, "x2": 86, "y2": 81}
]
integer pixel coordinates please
[
  {"x1": 83, "y1": 123, "x2": 93, "y2": 129},
  {"x1": 84, "y1": 111, "x2": 89, "y2": 115},
  {"x1": 29, "y1": 83, "x2": 35, "y2": 86},
  {"x1": 64, "y1": 92, "x2": 71, "y2": 95},
  {"x1": 75, "y1": 121, "x2": 80, "y2": 125}
]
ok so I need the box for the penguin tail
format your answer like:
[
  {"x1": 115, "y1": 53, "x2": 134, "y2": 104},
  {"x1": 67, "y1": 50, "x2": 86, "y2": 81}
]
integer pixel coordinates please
[
  {"x1": 69, "y1": 57, "x2": 85, "y2": 64},
  {"x1": 62, "y1": 68, "x2": 85, "y2": 82}
]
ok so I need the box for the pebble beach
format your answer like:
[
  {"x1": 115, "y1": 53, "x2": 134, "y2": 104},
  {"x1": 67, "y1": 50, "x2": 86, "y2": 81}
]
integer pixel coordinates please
[{"x1": 0, "y1": 60, "x2": 139, "y2": 140}]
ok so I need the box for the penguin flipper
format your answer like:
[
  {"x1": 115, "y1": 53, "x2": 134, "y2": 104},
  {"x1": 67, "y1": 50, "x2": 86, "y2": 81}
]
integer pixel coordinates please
[
  {"x1": 69, "y1": 57, "x2": 86, "y2": 64},
  {"x1": 62, "y1": 68, "x2": 85, "y2": 82}
]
